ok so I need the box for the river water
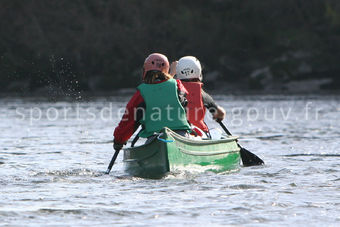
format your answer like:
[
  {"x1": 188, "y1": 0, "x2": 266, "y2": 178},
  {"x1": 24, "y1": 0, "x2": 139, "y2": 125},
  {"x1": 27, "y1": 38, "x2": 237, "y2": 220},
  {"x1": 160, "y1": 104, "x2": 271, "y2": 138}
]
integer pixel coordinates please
[{"x1": 0, "y1": 95, "x2": 339, "y2": 226}]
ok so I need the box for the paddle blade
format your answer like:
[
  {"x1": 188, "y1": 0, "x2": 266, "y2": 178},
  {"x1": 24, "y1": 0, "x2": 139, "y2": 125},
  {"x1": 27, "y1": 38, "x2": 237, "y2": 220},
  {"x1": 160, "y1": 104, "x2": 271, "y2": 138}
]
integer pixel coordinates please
[{"x1": 239, "y1": 147, "x2": 264, "y2": 166}]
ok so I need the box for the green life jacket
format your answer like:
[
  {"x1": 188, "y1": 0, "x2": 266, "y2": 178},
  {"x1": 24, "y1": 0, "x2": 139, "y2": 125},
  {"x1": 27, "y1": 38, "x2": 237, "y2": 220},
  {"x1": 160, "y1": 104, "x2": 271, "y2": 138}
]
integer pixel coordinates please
[{"x1": 137, "y1": 79, "x2": 191, "y2": 138}]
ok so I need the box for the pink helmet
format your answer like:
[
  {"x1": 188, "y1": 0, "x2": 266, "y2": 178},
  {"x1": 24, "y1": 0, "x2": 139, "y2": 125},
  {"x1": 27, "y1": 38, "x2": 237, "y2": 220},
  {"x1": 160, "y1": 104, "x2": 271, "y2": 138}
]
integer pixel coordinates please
[{"x1": 142, "y1": 53, "x2": 170, "y2": 80}]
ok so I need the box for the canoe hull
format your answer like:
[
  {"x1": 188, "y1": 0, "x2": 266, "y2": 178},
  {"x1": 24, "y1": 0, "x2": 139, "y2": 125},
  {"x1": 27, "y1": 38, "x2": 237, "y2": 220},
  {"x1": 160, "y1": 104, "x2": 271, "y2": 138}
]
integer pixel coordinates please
[
  {"x1": 123, "y1": 128, "x2": 240, "y2": 178},
  {"x1": 123, "y1": 137, "x2": 170, "y2": 179}
]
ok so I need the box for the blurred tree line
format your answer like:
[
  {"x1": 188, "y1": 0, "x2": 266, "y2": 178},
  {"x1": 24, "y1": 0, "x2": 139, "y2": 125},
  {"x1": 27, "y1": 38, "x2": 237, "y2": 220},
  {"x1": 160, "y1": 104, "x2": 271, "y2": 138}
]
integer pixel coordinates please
[{"x1": 0, "y1": 0, "x2": 339, "y2": 94}]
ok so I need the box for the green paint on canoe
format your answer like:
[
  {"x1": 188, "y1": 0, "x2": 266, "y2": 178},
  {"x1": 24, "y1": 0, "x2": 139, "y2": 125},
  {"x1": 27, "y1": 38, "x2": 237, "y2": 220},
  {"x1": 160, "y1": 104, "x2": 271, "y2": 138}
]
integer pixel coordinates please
[{"x1": 123, "y1": 128, "x2": 240, "y2": 178}]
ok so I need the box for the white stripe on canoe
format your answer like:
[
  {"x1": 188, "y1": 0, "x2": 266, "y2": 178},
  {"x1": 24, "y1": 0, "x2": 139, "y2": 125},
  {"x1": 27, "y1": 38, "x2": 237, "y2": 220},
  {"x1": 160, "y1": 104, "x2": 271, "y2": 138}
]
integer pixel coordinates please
[{"x1": 178, "y1": 148, "x2": 240, "y2": 156}]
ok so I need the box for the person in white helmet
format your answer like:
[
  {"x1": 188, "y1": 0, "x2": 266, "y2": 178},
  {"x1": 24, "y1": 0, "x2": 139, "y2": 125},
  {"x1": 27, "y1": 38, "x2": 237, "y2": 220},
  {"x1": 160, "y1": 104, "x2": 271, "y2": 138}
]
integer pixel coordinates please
[{"x1": 171, "y1": 56, "x2": 226, "y2": 137}]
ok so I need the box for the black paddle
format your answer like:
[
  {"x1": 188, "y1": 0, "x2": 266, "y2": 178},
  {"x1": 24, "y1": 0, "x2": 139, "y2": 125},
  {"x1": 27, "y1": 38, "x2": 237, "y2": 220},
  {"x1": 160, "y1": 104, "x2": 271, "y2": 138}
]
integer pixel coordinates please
[
  {"x1": 105, "y1": 129, "x2": 142, "y2": 174},
  {"x1": 130, "y1": 128, "x2": 142, "y2": 147},
  {"x1": 105, "y1": 148, "x2": 120, "y2": 174},
  {"x1": 217, "y1": 120, "x2": 264, "y2": 166}
]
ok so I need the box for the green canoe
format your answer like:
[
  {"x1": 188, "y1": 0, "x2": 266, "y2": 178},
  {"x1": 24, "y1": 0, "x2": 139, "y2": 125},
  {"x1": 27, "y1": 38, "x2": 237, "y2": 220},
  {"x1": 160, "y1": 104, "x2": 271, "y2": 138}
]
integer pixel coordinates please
[{"x1": 123, "y1": 127, "x2": 241, "y2": 178}]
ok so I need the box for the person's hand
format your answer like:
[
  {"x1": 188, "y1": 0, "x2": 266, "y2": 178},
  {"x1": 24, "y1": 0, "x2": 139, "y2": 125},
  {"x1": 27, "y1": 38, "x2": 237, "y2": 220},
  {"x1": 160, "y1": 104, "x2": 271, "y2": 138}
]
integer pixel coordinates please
[
  {"x1": 213, "y1": 106, "x2": 226, "y2": 121},
  {"x1": 169, "y1": 61, "x2": 178, "y2": 77},
  {"x1": 113, "y1": 140, "x2": 124, "y2": 151}
]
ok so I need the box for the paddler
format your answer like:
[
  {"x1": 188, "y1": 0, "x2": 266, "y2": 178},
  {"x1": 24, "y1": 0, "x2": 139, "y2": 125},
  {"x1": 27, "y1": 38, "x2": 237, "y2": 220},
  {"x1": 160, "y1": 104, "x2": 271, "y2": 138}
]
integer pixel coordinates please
[
  {"x1": 172, "y1": 56, "x2": 226, "y2": 138},
  {"x1": 113, "y1": 53, "x2": 191, "y2": 151}
]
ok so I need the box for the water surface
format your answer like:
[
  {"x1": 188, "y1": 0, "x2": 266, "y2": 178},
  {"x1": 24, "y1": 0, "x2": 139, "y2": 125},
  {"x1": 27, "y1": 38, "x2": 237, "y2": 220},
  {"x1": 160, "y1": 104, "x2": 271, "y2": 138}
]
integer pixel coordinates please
[{"x1": 1, "y1": 95, "x2": 339, "y2": 226}]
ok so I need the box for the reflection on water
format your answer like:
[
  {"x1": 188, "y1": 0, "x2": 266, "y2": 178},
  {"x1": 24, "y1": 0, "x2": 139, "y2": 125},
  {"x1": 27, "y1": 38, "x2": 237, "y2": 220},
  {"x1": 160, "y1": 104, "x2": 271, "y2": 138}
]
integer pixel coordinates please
[{"x1": 0, "y1": 95, "x2": 339, "y2": 226}]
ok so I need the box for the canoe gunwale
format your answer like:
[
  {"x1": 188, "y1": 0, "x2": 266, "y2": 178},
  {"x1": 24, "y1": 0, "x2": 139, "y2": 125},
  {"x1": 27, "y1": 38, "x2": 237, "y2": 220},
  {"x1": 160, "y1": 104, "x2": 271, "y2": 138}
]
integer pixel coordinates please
[{"x1": 124, "y1": 127, "x2": 240, "y2": 154}]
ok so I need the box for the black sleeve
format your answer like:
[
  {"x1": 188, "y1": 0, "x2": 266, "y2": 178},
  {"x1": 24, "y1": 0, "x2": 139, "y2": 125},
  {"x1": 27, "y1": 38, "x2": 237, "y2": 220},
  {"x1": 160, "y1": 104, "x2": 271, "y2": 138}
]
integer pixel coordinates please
[{"x1": 202, "y1": 89, "x2": 218, "y2": 114}]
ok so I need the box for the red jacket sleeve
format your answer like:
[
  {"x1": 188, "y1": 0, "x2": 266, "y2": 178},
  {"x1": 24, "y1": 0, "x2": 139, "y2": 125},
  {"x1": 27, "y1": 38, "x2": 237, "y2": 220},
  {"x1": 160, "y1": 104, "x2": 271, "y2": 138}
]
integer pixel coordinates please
[
  {"x1": 113, "y1": 90, "x2": 144, "y2": 144},
  {"x1": 176, "y1": 79, "x2": 188, "y2": 95}
]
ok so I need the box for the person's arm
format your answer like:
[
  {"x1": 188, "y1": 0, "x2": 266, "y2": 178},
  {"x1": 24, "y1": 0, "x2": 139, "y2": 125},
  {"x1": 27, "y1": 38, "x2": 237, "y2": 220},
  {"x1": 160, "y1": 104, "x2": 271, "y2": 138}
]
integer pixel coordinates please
[
  {"x1": 176, "y1": 79, "x2": 188, "y2": 108},
  {"x1": 202, "y1": 89, "x2": 226, "y2": 121},
  {"x1": 169, "y1": 61, "x2": 178, "y2": 77},
  {"x1": 113, "y1": 90, "x2": 144, "y2": 145}
]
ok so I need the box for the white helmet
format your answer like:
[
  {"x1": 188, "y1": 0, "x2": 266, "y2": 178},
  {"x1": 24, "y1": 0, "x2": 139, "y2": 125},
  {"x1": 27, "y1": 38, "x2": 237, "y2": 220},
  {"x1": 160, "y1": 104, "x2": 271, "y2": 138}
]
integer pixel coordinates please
[{"x1": 176, "y1": 56, "x2": 202, "y2": 81}]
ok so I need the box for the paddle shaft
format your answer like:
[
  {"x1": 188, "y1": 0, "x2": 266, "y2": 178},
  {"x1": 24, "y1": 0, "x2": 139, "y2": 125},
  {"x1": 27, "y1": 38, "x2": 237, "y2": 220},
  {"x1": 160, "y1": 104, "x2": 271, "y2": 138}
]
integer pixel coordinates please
[
  {"x1": 131, "y1": 128, "x2": 142, "y2": 147},
  {"x1": 106, "y1": 128, "x2": 142, "y2": 174},
  {"x1": 218, "y1": 121, "x2": 233, "y2": 136},
  {"x1": 105, "y1": 149, "x2": 120, "y2": 174}
]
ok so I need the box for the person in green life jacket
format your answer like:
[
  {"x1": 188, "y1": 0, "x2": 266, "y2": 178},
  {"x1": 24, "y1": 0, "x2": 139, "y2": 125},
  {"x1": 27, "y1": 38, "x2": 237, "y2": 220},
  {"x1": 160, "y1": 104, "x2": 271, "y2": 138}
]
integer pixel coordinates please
[
  {"x1": 113, "y1": 53, "x2": 191, "y2": 150},
  {"x1": 171, "y1": 56, "x2": 226, "y2": 138}
]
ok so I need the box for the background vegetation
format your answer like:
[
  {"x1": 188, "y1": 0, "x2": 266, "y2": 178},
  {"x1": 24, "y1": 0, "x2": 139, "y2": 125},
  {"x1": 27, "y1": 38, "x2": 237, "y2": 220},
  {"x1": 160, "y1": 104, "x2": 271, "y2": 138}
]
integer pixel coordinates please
[{"x1": 0, "y1": 0, "x2": 339, "y2": 95}]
